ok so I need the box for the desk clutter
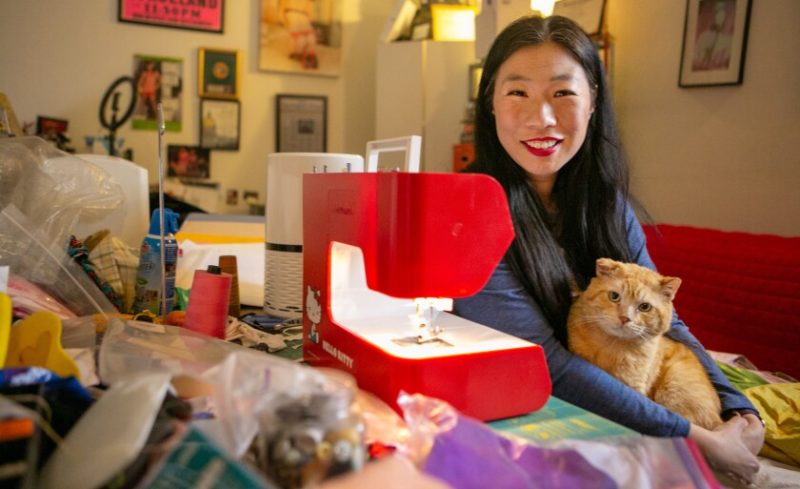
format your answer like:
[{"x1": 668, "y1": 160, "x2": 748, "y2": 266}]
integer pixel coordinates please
[{"x1": 0, "y1": 136, "x2": 736, "y2": 488}]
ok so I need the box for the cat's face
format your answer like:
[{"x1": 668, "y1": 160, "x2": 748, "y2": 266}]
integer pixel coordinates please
[{"x1": 576, "y1": 259, "x2": 681, "y2": 340}]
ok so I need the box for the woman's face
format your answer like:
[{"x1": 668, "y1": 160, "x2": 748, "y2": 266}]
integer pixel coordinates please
[{"x1": 492, "y1": 42, "x2": 594, "y2": 196}]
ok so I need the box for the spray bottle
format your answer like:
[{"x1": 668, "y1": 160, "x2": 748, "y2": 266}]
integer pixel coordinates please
[{"x1": 133, "y1": 208, "x2": 179, "y2": 315}]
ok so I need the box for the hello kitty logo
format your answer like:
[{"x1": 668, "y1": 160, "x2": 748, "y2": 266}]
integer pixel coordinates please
[{"x1": 306, "y1": 285, "x2": 321, "y2": 343}]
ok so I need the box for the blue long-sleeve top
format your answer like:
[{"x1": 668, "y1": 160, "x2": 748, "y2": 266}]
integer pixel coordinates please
[{"x1": 454, "y1": 204, "x2": 757, "y2": 437}]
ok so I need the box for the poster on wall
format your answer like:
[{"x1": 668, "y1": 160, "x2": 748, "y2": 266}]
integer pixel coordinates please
[
  {"x1": 132, "y1": 54, "x2": 183, "y2": 132},
  {"x1": 259, "y1": 0, "x2": 343, "y2": 77},
  {"x1": 167, "y1": 144, "x2": 211, "y2": 179},
  {"x1": 198, "y1": 48, "x2": 240, "y2": 99},
  {"x1": 276, "y1": 94, "x2": 327, "y2": 152},
  {"x1": 118, "y1": 0, "x2": 225, "y2": 33},
  {"x1": 200, "y1": 99, "x2": 240, "y2": 151}
]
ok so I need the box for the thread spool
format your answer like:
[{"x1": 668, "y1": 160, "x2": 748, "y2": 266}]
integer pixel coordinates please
[
  {"x1": 218, "y1": 255, "x2": 241, "y2": 317},
  {"x1": 185, "y1": 265, "x2": 232, "y2": 339}
]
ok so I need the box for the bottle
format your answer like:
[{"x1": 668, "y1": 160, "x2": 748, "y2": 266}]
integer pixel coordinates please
[{"x1": 132, "y1": 208, "x2": 179, "y2": 316}]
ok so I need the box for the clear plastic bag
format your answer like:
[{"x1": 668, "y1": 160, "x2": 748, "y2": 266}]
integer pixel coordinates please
[
  {"x1": 0, "y1": 136, "x2": 124, "y2": 250},
  {"x1": 98, "y1": 318, "x2": 337, "y2": 460},
  {"x1": 0, "y1": 205, "x2": 116, "y2": 317},
  {"x1": 398, "y1": 392, "x2": 720, "y2": 489}
]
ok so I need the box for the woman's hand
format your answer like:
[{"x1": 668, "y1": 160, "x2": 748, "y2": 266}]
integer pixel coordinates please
[
  {"x1": 688, "y1": 417, "x2": 760, "y2": 484},
  {"x1": 740, "y1": 413, "x2": 766, "y2": 456}
]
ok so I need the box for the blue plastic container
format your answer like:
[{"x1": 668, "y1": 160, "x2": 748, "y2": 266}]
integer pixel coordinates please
[{"x1": 132, "y1": 209, "x2": 179, "y2": 315}]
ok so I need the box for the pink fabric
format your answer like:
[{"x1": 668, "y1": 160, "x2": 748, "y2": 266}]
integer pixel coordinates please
[{"x1": 643, "y1": 224, "x2": 800, "y2": 380}]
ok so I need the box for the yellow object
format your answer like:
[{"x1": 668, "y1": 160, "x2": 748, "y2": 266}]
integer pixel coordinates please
[
  {"x1": 5, "y1": 310, "x2": 80, "y2": 380},
  {"x1": 745, "y1": 383, "x2": 800, "y2": 468},
  {"x1": 175, "y1": 232, "x2": 264, "y2": 244},
  {"x1": 431, "y1": 5, "x2": 476, "y2": 41},
  {"x1": 0, "y1": 293, "x2": 11, "y2": 365}
]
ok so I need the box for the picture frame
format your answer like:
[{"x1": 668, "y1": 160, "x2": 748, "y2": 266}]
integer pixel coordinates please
[
  {"x1": 132, "y1": 54, "x2": 183, "y2": 132},
  {"x1": 118, "y1": 0, "x2": 224, "y2": 34},
  {"x1": 259, "y1": 0, "x2": 343, "y2": 77},
  {"x1": 167, "y1": 144, "x2": 211, "y2": 179},
  {"x1": 198, "y1": 48, "x2": 240, "y2": 99},
  {"x1": 553, "y1": 0, "x2": 606, "y2": 36},
  {"x1": 275, "y1": 94, "x2": 327, "y2": 152},
  {"x1": 468, "y1": 63, "x2": 483, "y2": 102},
  {"x1": 36, "y1": 116, "x2": 68, "y2": 137},
  {"x1": 679, "y1": 0, "x2": 752, "y2": 88},
  {"x1": 200, "y1": 99, "x2": 240, "y2": 151}
]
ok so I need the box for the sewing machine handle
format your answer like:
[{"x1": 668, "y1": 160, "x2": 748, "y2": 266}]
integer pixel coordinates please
[{"x1": 365, "y1": 135, "x2": 422, "y2": 173}]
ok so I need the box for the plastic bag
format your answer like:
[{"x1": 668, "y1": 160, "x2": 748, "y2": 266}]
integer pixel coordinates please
[
  {"x1": 98, "y1": 318, "x2": 334, "y2": 458},
  {"x1": 398, "y1": 392, "x2": 721, "y2": 489},
  {"x1": 98, "y1": 318, "x2": 239, "y2": 384},
  {"x1": 0, "y1": 136, "x2": 124, "y2": 250},
  {"x1": 0, "y1": 205, "x2": 116, "y2": 317}
]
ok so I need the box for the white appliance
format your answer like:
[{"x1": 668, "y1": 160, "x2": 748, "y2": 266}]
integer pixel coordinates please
[{"x1": 264, "y1": 152, "x2": 364, "y2": 318}]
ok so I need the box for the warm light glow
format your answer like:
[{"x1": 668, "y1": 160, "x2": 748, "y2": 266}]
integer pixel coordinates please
[
  {"x1": 530, "y1": 0, "x2": 557, "y2": 16},
  {"x1": 431, "y1": 5, "x2": 476, "y2": 41}
]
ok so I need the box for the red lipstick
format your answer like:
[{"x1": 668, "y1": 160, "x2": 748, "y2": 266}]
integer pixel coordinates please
[{"x1": 523, "y1": 138, "x2": 560, "y2": 157}]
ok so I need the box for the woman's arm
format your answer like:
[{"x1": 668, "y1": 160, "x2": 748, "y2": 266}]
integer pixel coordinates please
[
  {"x1": 623, "y1": 205, "x2": 759, "y2": 415},
  {"x1": 454, "y1": 261, "x2": 690, "y2": 437}
]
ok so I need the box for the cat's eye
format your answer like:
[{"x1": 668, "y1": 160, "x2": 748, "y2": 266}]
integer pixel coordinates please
[
  {"x1": 638, "y1": 302, "x2": 652, "y2": 312},
  {"x1": 607, "y1": 291, "x2": 621, "y2": 302}
]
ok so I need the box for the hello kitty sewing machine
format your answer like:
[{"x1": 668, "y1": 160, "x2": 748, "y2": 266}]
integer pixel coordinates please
[{"x1": 301, "y1": 138, "x2": 551, "y2": 421}]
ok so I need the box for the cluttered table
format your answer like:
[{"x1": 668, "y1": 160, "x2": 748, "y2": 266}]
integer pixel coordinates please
[{"x1": 0, "y1": 138, "x2": 736, "y2": 488}]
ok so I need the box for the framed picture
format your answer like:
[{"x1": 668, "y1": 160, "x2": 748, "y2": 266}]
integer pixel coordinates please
[
  {"x1": 468, "y1": 63, "x2": 483, "y2": 102},
  {"x1": 679, "y1": 0, "x2": 752, "y2": 87},
  {"x1": 199, "y1": 48, "x2": 240, "y2": 99},
  {"x1": 200, "y1": 99, "x2": 240, "y2": 151},
  {"x1": 167, "y1": 144, "x2": 211, "y2": 179},
  {"x1": 275, "y1": 94, "x2": 327, "y2": 152},
  {"x1": 259, "y1": 0, "x2": 343, "y2": 77},
  {"x1": 118, "y1": 0, "x2": 224, "y2": 33},
  {"x1": 36, "y1": 116, "x2": 69, "y2": 145},
  {"x1": 553, "y1": 0, "x2": 606, "y2": 36},
  {"x1": 132, "y1": 54, "x2": 183, "y2": 131}
]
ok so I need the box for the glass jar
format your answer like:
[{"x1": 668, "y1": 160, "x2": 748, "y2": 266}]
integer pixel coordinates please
[{"x1": 259, "y1": 369, "x2": 365, "y2": 488}]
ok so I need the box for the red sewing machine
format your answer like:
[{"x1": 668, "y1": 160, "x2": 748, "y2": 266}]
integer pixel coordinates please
[{"x1": 302, "y1": 171, "x2": 551, "y2": 421}]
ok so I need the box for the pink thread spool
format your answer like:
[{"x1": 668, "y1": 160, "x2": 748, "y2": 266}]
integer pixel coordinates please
[{"x1": 185, "y1": 265, "x2": 232, "y2": 339}]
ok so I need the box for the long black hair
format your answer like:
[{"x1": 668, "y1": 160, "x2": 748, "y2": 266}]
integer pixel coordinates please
[{"x1": 470, "y1": 15, "x2": 632, "y2": 344}]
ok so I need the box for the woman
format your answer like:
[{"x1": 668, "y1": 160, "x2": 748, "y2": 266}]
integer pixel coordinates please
[{"x1": 454, "y1": 15, "x2": 764, "y2": 482}]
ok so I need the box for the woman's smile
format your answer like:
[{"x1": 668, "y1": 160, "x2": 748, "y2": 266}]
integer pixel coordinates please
[{"x1": 523, "y1": 137, "x2": 562, "y2": 157}]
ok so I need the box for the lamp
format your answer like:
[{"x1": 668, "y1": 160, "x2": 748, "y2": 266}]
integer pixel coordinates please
[
  {"x1": 531, "y1": 0, "x2": 557, "y2": 16},
  {"x1": 431, "y1": 5, "x2": 477, "y2": 41},
  {"x1": 475, "y1": 0, "x2": 561, "y2": 60}
]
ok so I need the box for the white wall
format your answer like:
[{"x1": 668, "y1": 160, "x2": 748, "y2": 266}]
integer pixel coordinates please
[
  {"x1": 0, "y1": 0, "x2": 393, "y2": 214},
  {"x1": 2, "y1": 1, "x2": 798, "y2": 236},
  {"x1": 608, "y1": 0, "x2": 800, "y2": 236}
]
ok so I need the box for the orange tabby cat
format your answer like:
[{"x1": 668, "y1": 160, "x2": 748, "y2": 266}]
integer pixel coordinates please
[{"x1": 567, "y1": 258, "x2": 722, "y2": 429}]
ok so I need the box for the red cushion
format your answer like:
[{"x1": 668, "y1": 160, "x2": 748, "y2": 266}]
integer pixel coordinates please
[{"x1": 643, "y1": 224, "x2": 800, "y2": 379}]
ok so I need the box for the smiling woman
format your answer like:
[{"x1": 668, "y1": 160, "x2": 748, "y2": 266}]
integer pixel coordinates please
[{"x1": 455, "y1": 14, "x2": 764, "y2": 484}]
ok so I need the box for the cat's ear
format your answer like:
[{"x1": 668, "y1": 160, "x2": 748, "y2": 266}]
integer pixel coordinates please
[
  {"x1": 660, "y1": 277, "x2": 682, "y2": 301},
  {"x1": 596, "y1": 258, "x2": 621, "y2": 277}
]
